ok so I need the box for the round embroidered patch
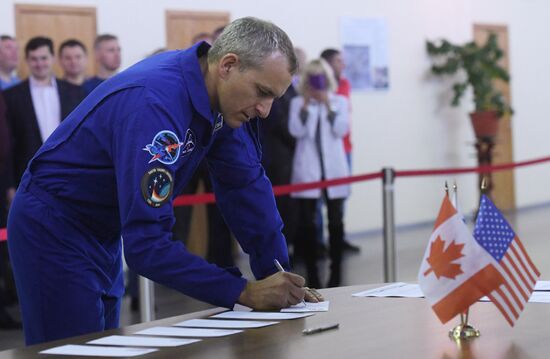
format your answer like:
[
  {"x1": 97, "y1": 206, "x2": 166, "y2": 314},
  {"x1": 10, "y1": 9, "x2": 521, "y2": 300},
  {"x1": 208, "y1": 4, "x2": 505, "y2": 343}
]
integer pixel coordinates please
[
  {"x1": 141, "y1": 167, "x2": 174, "y2": 207},
  {"x1": 143, "y1": 130, "x2": 184, "y2": 165}
]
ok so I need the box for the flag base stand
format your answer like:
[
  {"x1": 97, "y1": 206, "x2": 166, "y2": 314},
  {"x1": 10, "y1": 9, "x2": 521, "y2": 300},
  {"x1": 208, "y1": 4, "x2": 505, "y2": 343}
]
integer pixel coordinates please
[{"x1": 448, "y1": 323, "x2": 480, "y2": 340}]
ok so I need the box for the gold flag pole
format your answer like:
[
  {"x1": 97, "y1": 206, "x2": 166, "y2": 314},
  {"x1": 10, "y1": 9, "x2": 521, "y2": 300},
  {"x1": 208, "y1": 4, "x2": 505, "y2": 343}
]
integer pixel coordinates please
[
  {"x1": 449, "y1": 181, "x2": 480, "y2": 340},
  {"x1": 480, "y1": 176, "x2": 488, "y2": 194}
]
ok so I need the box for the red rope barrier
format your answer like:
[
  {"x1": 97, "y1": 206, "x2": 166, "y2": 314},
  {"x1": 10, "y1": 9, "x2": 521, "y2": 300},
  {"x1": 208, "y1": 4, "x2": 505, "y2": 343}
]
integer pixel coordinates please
[
  {"x1": 173, "y1": 192, "x2": 216, "y2": 207},
  {"x1": 273, "y1": 172, "x2": 382, "y2": 196},
  {"x1": 395, "y1": 155, "x2": 550, "y2": 177},
  {"x1": 3, "y1": 154, "x2": 550, "y2": 241},
  {"x1": 176, "y1": 155, "x2": 550, "y2": 206},
  {"x1": 173, "y1": 172, "x2": 383, "y2": 206}
]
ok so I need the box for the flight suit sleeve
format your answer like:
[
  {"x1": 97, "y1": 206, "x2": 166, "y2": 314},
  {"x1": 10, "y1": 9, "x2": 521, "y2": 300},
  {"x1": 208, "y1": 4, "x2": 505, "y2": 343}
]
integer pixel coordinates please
[
  {"x1": 112, "y1": 96, "x2": 246, "y2": 309},
  {"x1": 207, "y1": 119, "x2": 290, "y2": 279}
]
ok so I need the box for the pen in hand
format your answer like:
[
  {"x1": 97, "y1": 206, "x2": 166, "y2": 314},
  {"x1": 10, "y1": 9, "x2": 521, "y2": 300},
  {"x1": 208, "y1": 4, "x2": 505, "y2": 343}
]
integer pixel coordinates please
[{"x1": 274, "y1": 259, "x2": 306, "y2": 307}]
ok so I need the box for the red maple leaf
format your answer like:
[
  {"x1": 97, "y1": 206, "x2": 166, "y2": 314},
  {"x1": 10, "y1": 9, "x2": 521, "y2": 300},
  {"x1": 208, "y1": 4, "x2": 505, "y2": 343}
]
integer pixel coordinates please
[{"x1": 423, "y1": 236, "x2": 465, "y2": 279}]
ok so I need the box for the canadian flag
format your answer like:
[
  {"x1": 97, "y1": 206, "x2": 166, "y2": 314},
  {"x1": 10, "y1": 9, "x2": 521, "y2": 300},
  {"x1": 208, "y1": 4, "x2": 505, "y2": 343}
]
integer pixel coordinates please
[{"x1": 418, "y1": 196, "x2": 505, "y2": 324}]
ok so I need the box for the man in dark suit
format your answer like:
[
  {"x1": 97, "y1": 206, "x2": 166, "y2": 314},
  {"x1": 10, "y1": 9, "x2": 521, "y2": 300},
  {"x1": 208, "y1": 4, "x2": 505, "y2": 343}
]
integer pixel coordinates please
[
  {"x1": 4, "y1": 36, "x2": 85, "y2": 194},
  {"x1": 82, "y1": 34, "x2": 121, "y2": 93},
  {"x1": 0, "y1": 91, "x2": 21, "y2": 329},
  {"x1": 261, "y1": 47, "x2": 305, "y2": 261},
  {"x1": 2, "y1": 37, "x2": 84, "y2": 313},
  {"x1": 0, "y1": 93, "x2": 9, "y2": 195}
]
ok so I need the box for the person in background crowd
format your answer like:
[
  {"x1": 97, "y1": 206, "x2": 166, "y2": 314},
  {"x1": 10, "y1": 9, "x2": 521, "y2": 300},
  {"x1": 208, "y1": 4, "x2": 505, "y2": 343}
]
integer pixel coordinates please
[
  {"x1": 173, "y1": 23, "x2": 235, "y2": 270},
  {"x1": 59, "y1": 39, "x2": 89, "y2": 86},
  {"x1": 0, "y1": 36, "x2": 20, "y2": 90},
  {"x1": 212, "y1": 26, "x2": 226, "y2": 42},
  {"x1": 321, "y1": 48, "x2": 360, "y2": 253},
  {"x1": 289, "y1": 59, "x2": 350, "y2": 288},
  {"x1": 191, "y1": 32, "x2": 213, "y2": 45},
  {"x1": 292, "y1": 48, "x2": 307, "y2": 86},
  {"x1": 201, "y1": 24, "x2": 236, "y2": 267},
  {"x1": 262, "y1": 47, "x2": 306, "y2": 262},
  {"x1": 3, "y1": 37, "x2": 86, "y2": 312},
  {"x1": 83, "y1": 34, "x2": 121, "y2": 93},
  {"x1": 4, "y1": 36, "x2": 86, "y2": 196},
  {"x1": 148, "y1": 48, "x2": 167, "y2": 57},
  {"x1": 0, "y1": 91, "x2": 21, "y2": 330},
  {"x1": 0, "y1": 34, "x2": 20, "y2": 323}
]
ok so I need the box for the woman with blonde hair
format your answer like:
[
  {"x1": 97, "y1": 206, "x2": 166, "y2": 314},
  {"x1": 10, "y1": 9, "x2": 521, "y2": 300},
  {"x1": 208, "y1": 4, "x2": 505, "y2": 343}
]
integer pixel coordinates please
[{"x1": 289, "y1": 59, "x2": 350, "y2": 288}]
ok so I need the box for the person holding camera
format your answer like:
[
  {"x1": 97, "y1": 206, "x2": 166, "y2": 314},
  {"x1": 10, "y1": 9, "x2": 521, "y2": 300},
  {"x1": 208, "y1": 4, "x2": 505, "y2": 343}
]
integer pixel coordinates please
[{"x1": 288, "y1": 59, "x2": 350, "y2": 288}]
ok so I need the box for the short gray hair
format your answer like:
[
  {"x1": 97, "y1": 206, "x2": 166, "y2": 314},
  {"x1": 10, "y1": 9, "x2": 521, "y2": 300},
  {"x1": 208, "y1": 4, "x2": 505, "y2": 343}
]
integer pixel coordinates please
[{"x1": 208, "y1": 17, "x2": 298, "y2": 75}]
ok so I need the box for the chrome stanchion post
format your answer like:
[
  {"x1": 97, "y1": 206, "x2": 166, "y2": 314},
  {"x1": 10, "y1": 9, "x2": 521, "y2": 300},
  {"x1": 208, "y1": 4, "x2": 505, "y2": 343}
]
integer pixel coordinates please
[
  {"x1": 382, "y1": 167, "x2": 396, "y2": 282},
  {"x1": 139, "y1": 276, "x2": 155, "y2": 322}
]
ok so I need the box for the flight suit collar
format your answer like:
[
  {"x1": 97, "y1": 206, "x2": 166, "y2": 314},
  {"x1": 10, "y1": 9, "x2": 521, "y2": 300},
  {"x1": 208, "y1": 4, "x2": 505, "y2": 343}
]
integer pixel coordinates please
[{"x1": 180, "y1": 41, "x2": 215, "y2": 126}]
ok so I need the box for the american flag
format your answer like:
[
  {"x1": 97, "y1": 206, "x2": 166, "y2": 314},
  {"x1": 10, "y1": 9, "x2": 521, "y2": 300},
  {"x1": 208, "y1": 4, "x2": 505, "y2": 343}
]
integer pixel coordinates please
[{"x1": 473, "y1": 195, "x2": 540, "y2": 326}]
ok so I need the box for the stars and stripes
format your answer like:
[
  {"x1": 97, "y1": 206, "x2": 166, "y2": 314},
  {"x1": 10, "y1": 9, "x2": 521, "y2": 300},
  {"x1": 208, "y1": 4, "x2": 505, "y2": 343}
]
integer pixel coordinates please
[{"x1": 474, "y1": 195, "x2": 540, "y2": 326}]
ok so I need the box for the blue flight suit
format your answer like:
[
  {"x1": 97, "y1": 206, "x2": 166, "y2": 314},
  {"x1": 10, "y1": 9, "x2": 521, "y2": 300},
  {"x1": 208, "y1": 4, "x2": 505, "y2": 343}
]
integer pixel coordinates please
[{"x1": 7, "y1": 42, "x2": 290, "y2": 345}]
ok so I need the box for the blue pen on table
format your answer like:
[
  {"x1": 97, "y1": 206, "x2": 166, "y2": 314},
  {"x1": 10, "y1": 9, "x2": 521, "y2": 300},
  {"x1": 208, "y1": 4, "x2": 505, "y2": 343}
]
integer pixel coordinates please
[{"x1": 274, "y1": 259, "x2": 306, "y2": 307}]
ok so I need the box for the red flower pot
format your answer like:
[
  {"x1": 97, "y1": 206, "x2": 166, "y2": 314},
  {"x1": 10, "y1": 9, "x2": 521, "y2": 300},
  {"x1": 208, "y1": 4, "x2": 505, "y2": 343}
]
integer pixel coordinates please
[{"x1": 470, "y1": 110, "x2": 500, "y2": 139}]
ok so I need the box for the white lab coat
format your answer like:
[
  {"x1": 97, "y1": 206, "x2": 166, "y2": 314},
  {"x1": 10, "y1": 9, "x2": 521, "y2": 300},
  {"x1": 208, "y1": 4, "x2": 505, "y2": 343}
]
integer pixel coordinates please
[{"x1": 288, "y1": 94, "x2": 350, "y2": 199}]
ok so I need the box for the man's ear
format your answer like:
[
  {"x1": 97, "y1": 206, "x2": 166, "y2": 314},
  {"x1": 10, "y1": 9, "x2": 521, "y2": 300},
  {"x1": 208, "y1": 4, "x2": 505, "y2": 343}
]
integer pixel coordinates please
[{"x1": 218, "y1": 53, "x2": 239, "y2": 79}]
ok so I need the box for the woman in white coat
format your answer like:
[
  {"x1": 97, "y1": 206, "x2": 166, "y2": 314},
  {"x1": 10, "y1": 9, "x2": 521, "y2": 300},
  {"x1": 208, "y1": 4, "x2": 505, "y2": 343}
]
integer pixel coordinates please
[{"x1": 288, "y1": 59, "x2": 350, "y2": 288}]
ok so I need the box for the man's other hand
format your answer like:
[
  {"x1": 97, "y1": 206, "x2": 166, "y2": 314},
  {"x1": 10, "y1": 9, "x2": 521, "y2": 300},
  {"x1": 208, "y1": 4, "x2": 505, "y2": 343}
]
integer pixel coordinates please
[{"x1": 304, "y1": 287, "x2": 324, "y2": 303}]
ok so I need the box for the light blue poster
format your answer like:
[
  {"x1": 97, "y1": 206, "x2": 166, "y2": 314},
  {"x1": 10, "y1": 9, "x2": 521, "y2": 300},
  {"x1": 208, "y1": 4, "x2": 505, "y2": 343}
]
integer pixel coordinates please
[{"x1": 340, "y1": 17, "x2": 389, "y2": 90}]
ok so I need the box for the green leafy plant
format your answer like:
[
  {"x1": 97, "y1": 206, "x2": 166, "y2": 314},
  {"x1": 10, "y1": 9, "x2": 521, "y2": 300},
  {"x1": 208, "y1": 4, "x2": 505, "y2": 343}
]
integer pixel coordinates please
[{"x1": 426, "y1": 33, "x2": 513, "y2": 117}]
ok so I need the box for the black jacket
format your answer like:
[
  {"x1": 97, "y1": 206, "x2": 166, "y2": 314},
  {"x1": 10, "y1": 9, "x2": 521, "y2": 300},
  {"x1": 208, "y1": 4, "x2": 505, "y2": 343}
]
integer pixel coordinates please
[
  {"x1": 4, "y1": 78, "x2": 85, "y2": 187},
  {"x1": 0, "y1": 92, "x2": 10, "y2": 226},
  {"x1": 261, "y1": 84, "x2": 298, "y2": 186}
]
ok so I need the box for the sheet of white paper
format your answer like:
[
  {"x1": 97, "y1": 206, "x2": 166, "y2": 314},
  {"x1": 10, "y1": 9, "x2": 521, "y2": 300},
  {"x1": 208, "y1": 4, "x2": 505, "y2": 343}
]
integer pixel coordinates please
[
  {"x1": 211, "y1": 311, "x2": 314, "y2": 320},
  {"x1": 87, "y1": 335, "x2": 200, "y2": 347},
  {"x1": 174, "y1": 318, "x2": 278, "y2": 329},
  {"x1": 40, "y1": 344, "x2": 157, "y2": 357},
  {"x1": 535, "y1": 280, "x2": 550, "y2": 291},
  {"x1": 135, "y1": 326, "x2": 241, "y2": 337},
  {"x1": 527, "y1": 291, "x2": 550, "y2": 303},
  {"x1": 281, "y1": 301, "x2": 330, "y2": 312},
  {"x1": 352, "y1": 283, "x2": 424, "y2": 297}
]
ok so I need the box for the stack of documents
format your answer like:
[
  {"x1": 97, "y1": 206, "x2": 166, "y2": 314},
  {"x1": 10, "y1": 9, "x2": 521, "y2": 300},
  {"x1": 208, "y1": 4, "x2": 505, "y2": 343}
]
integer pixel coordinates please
[{"x1": 40, "y1": 299, "x2": 330, "y2": 356}]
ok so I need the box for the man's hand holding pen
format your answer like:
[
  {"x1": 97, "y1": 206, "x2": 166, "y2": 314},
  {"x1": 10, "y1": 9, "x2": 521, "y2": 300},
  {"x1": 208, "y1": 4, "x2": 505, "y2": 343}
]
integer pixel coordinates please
[{"x1": 237, "y1": 259, "x2": 324, "y2": 310}]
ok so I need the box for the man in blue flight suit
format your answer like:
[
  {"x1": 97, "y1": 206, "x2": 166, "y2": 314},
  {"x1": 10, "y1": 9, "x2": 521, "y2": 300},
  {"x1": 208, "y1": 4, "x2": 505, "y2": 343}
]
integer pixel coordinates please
[{"x1": 8, "y1": 17, "x2": 322, "y2": 345}]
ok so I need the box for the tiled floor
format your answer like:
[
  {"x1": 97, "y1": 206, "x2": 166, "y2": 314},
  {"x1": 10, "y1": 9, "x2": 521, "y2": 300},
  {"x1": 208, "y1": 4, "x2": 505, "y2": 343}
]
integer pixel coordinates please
[{"x1": 1, "y1": 204, "x2": 548, "y2": 351}]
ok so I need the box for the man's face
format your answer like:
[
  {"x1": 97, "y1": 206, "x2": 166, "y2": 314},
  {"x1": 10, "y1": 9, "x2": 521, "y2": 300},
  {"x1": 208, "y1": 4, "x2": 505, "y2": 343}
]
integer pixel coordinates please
[
  {"x1": 328, "y1": 53, "x2": 345, "y2": 79},
  {"x1": 26, "y1": 46, "x2": 54, "y2": 81},
  {"x1": 0, "y1": 39, "x2": 19, "y2": 72},
  {"x1": 216, "y1": 52, "x2": 292, "y2": 128},
  {"x1": 96, "y1": 39, "x2": 121, "y2": 72},
  {"x1": 59, "y1": 46, "x2": 87, "y2": 77}
]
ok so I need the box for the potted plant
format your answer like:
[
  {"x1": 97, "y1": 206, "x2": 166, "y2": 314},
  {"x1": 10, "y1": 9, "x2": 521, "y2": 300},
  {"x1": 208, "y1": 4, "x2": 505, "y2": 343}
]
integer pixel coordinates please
[{"x1": 426, "y1": 33, "x2": 513, "y2": 140}]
